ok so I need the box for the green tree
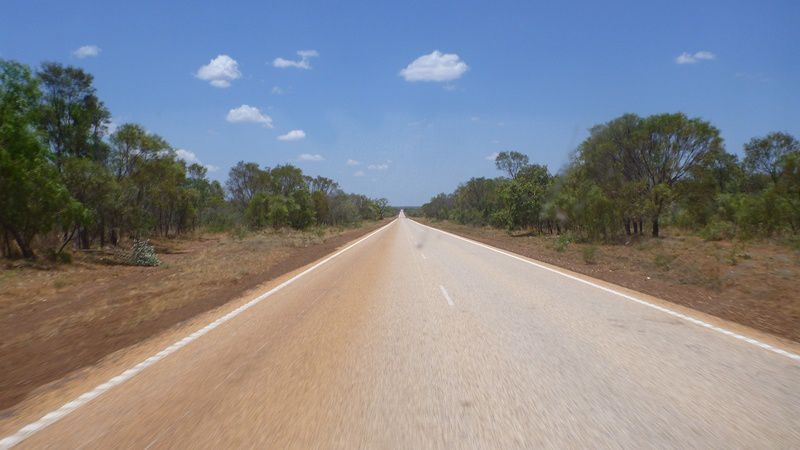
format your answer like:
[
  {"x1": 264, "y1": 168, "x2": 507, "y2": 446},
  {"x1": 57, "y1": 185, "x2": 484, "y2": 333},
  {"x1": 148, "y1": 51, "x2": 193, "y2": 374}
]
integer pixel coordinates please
[
  {"x1": 375, "y1": 198, "x2": 390, "y2": 219},
  {"x1": 743, "y1": 132, "x2": 800, "y2": 184},
  {"x1": 226, "y1": 161, "x2": 271, "y2": 210},
  {"x1": 37, "y1": 63, "x2": 110, "y2": 164},
  {"x1": 495, "y1": 151, "x2": 529, "y2": 179},
  {"x1": 497, "y1": 164, "x2": 551, "y2": 230},
  {"x1": 0, "y1": 60, "x2": 84, "y2": 257},
  {"x1": 635, "y1": 113, "x2": 722, "y2": 236}
]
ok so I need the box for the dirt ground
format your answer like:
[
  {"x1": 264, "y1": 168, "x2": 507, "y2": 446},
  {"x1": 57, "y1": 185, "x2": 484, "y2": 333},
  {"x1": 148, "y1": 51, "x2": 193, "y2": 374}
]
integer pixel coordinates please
[
  {"x1": 0, "y1": 221, "x2": 388, "y2": 412},
  {"x1": 417, "y1": 219, "x2": 800, "y2": 343}
]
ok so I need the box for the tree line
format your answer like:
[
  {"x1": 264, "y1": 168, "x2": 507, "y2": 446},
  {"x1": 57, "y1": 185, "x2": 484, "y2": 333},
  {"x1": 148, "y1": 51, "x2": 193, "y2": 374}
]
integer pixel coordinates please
[
  {"x1": 420, "y1": 113, "x2": 799, "y2": 242},
  {"x1": 0, "y1": 60, "x2": 389, "y2": 259}
]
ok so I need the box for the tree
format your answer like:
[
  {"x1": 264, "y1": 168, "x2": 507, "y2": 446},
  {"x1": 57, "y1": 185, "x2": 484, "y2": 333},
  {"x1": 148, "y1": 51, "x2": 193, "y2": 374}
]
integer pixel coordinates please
[
  {"x1": 743, "y1": 132, "x2": 800, "y2": 184},
  {"x1": 635, "y1": 113, "x2": 722, "y2": 236},
  {"x1": 497, "y1": 164, "x2": 551, "y2": 230},
  {"x1": 0, "y1": 60, "x2": 84, "y2": 257},
  {"x1": 37, "y1": 63, "x2": 110, "y2": 164},
  {"x1": 309, "y1": 175, "x2": 339, "y2": 195},
  {"x1": 375, "y1": 198, "x2": 390, "y2": 219},
  {"x1": 225, "y1": 161, "x2": 270, "y2": 210},
  {"x1": 495, "y1": 151, "x2": 529, "y2": 179},
  {"x1": 577, "y1": 114, "x2": 646, "y2": 235}
]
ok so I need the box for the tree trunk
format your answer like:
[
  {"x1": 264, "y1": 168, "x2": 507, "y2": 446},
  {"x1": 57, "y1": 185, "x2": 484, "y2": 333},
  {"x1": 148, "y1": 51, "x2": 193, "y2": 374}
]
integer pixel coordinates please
[
  {"x1": 2, "y1": 230, "x2": 9, "y2": 257},
  {"x1": 652, "y1": 216, "x2": 660, "y2": 237},
  {"x1": 633, "y1": 220, "x2": 639, "y2": 235},
  {"x1": 624, "y1": 219, "x2": 631, "y2": 236},
  {"x1": 9, "y1": 229, "x2": 34, "y2": 258},
  {"x1": 80, "y1": 227, "x2": 91, "y2": 249},
  {"x1": 99, "y1": 219, "x2": 105, "y2": 248},
  {"x1": 57, "y1": 226, "x2": 78, "y2": 255}
]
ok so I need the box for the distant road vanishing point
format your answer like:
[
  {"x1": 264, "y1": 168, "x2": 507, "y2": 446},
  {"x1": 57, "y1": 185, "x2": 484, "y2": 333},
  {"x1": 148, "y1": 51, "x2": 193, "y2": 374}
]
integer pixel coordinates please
[{"x1": 2, "y1": 212, "x2": 799, "y2": 448}]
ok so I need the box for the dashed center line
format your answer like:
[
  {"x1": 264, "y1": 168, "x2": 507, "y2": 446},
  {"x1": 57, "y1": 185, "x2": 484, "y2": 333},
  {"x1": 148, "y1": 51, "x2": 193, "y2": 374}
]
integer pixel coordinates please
[{"x1": 439, "y1": 285, "x2": 455, "y2": 307}]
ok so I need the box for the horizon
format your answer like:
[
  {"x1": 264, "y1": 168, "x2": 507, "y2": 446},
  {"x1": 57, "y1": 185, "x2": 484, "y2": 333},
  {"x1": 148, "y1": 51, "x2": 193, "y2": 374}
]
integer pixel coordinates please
[{"x1": 3, "y1": 0, "x2": 798, "y2": 204}]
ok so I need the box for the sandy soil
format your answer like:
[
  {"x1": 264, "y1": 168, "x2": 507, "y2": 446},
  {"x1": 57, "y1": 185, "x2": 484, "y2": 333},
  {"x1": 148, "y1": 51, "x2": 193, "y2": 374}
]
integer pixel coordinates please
[
  {"x1": 0, "y1": 221, "x2": 387, "y2": 411},
  {"x1": 416, "y1": 219, "x2": 800, "y2": 343}
]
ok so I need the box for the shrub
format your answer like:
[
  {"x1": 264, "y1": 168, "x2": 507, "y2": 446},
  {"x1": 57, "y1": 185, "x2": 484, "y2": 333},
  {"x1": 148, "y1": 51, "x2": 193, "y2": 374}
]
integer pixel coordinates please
[
  {"x1": 56, "y1": 251, "x2": 72, "y2": 264},
  {"x1": 700, "y1": 220, "x2": 736, "y2": 241},
  {"x1": 653, "y1": 252, "x2": 675, "y2": 270},
  {"x1": 229, "y1": 225, "x2": 248, "y2": 241},
  {"x1": 554, "y1": 233, "x2": 573, "y2": 252},
  {"x1": 128, "y1": 239, "x2": 160, "y2": 266},
  {"x1": 581, "y1": 245, "x2": 598, "y2": 264}
]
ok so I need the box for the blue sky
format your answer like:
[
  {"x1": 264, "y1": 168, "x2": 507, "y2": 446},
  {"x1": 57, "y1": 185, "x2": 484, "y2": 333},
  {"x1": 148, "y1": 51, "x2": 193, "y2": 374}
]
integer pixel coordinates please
[{"x1": 2, "y1": 0, "x2": 798, "y2": 205}]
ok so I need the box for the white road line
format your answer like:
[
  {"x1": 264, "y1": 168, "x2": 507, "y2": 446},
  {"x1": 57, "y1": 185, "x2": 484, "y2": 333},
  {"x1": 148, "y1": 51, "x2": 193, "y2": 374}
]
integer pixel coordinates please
[
  {"x1": 439, "y1": 285, "x2": 455, "y2": 307},
  {"x1": 0, "y1": 220, "x2": 397, "y2": 450},
  {"x1": 412, "y1": 220, "x2": 800, "y2": 363}
]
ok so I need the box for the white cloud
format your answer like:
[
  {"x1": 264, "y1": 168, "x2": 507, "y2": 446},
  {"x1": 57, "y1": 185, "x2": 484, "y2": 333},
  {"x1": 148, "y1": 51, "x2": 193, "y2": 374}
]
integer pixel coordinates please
[
  {"x1": 210, "y1": 79, "x2": 231, "y2": 88},
  {"x1": 400, "y1": 50, "x2": 468, "y2": 82},
  {"x1": 175, "y1": 148, "x2": 200, "y2": 164},
  {"x1": 271, "y1": 86, "x2": 285, "y2": 95},
  {"x1": 368, "y1": 163, "x2": 389, "y2": 171},
  {"x1": 675, "y1": 51, "x2": 716, "y2": 64},
  {"x1": 226, "y1": 105, "x2": 273, "y2": 128},
  {"x1": 196, "y1": 55, "x2": 241, "y2": 88},
  {"x1": 273, "y1": 50, "x2": 318, "y2": 69},
  {"x1": 175, "y1": 148, "x2": 219, "y2": 172},
  {"x1": 353, "y1": 170, "x2": 365, "y2": 177},
  {"x1": 73, "y1": 45, "x2": 100, "y2": 59},
  {"x1": 346, "y1": 159, "x2": 360, "y2": 166},
  {"x1": 298, "y1": 153, "x2": 324, "y2": 161},
  {"x1": 277, "y1": 129, "x2": 306, "y2": 141},
  {"x1": 485, "y1": 152, "x2": 499, "y2": 161}
]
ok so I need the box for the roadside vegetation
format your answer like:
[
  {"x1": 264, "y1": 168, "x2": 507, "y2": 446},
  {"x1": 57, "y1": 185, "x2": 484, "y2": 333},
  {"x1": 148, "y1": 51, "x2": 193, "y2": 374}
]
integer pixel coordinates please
[
  {"x1": 0, "y1": 59, "x2": 392, "y2": 262},
  {"x1": 417, "y1": 113, "x2": 799, "y2": 244}
]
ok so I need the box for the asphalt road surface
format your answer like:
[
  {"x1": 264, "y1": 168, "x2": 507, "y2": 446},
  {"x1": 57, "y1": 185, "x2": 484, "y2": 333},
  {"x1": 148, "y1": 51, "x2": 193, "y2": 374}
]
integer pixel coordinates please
[{"x1": 2, "y1": 213, "x2": 799, "y2": 448}]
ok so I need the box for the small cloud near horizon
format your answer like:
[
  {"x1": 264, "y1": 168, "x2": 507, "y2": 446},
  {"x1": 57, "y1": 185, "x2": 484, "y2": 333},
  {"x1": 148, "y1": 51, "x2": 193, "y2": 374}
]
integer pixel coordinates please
[
  {"x1": 175, "y1": 149, "x2": 219, "y2": 172},
  {"x1": 278, "y1": 129, "x2": 306, "y2": 141},
  {"x1": 273, "y1": 50, "x2": 318, "y2": 69},
  {"x1": 675, "y1": 51, "x2": 716, "y2": 65},
  {"x1": 73, "y1": 45, "x2": 100, "y2": 59}
]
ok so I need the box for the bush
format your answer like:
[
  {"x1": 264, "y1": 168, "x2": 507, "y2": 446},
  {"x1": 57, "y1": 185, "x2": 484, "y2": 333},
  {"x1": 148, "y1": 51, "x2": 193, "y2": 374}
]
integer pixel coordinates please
[
  {"x1": 700, "y1": 220, "x2": 736, "y2": 241},
  {"x1": 554, "y1": 233, "x2": 573, "y2": 252},
  {"x1": 128, "y1": 239, "x2": 160, "y2": 266},
  {"x1": 229, "y1": 225, "x2": 248, "y2": 241},
  {"x1": 653, "y1": 252, "x2": 675, "y2": 270},
  {"x1": 581, "y1": 245, "x2": 598, "y2": 264}
]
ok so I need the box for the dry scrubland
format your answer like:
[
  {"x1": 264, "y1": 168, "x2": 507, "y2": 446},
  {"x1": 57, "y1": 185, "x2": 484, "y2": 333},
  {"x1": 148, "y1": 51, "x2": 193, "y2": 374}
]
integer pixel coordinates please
[
  {"x1": 417, "y1": 219, "x2": 800, "y2": 343},
  {"x1": 0, "y1": 221, "x2": 387, "y2": 411}
]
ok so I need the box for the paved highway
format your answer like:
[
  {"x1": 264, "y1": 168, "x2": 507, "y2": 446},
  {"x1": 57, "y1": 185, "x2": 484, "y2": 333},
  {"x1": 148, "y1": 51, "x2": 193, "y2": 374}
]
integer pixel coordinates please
[{"x1": 2, "y1": 213, "x2": 799, "y2": 448}]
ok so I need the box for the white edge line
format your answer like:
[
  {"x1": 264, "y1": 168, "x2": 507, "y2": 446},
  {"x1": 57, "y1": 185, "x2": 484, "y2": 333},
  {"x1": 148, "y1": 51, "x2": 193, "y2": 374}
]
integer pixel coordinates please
[
  {"x1": 411, "y1": 219, "x2": 800, "y2": 363},
  {"x1": 0, "y1": 220, "x2": 397, "y2": 450},
  {"x1": 439, "y1": 285, "x2": 455, "y2": 306}
]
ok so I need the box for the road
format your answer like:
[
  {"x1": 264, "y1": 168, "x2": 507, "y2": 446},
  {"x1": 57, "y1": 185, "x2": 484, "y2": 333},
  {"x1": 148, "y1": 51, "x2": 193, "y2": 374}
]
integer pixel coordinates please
[{"x1": 2, "y1": 213, "x2": 799, "y2": 448}]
